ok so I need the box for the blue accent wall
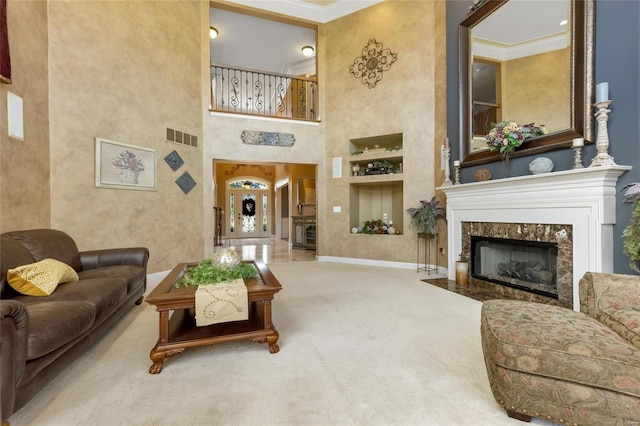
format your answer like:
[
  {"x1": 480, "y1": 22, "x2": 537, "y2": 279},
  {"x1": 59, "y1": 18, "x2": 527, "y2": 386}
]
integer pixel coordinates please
[{"x1": 447, "y1": 0, "x2": 640, "y2": 274}]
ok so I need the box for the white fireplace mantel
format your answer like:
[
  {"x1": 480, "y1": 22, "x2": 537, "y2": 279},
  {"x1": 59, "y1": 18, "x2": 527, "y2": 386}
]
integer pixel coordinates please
[{"x1": 438, "y1": 165, "x2": 631, "y2": 309}]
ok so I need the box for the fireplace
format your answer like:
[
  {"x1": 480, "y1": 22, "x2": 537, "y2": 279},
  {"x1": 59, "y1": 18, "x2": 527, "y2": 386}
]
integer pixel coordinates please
[
  {"x1": 439, "y1": 165, "x2": 630, "y2": 311},
  {"x1": 461, "y1": 221, "x2": 572, "y2": 308},
  {"x1": 471, "y1": 236, "x2": 558, "y2": 299}
]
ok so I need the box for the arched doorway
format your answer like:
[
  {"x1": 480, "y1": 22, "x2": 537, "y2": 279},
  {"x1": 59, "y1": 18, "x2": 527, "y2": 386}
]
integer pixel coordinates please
[{"x1": 225, "y1": 177, "x2": 271, "y2": 238}]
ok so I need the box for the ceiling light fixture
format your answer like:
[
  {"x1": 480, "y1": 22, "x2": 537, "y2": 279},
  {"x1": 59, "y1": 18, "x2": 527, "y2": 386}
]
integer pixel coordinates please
[
  {"x1": 301, "y1": 45, "x2": 315, "y2": 57},
  {"x1": 209, "y1": 27, "x2": 219, "y2": 39}
]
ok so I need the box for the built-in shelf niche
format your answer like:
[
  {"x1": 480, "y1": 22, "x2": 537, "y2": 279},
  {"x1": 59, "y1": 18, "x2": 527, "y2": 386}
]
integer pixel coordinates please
[{"x1": 349, "y1": 133, "x2": 404, "y2": 234}]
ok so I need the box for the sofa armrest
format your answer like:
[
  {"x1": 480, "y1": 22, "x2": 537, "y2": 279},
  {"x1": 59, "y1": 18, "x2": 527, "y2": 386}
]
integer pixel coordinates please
[
  {"x1": 579, "y1": 272, "x2": 598, "y2": 318},
  {"x1": 79, "y1": 247, "x2": 149, "y2": 271},
  {"x1": 1, "y1": 300, "x2": 29, "y2": 423},
  {"x1": 580, "y1": 272, "x2": 640, "y2": 318}
]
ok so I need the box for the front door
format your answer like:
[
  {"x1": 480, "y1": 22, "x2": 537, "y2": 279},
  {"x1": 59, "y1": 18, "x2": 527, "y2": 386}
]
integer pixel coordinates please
[
  {"x1": 226, "y1": 189, "x2": 270, "y2": 238},
  {"x1": 238, "y1": 191, "x2": 259, "y2": 238}
]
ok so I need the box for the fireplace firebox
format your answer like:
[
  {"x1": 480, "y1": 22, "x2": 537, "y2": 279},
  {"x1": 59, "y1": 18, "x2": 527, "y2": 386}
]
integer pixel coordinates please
[{"x1": 471, "y1": 236, "x2": 558, "y2": 299}]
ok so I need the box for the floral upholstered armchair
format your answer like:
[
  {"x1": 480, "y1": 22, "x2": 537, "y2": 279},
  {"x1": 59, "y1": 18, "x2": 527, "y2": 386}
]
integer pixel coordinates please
[{"x1": 480, "y1": 272, "x2": 640, "y2": 426}]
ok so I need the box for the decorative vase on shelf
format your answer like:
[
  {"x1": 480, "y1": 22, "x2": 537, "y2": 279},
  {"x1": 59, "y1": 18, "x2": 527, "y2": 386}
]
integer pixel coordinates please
[{"x1": 501, "y1": 153, "x2": 510, "y2": 178}]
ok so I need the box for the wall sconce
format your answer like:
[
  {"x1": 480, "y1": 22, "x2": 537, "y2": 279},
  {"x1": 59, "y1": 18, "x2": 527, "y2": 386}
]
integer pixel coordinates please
[
  {"x1": 301, "y1": 45, "x2": 315, "y2": 57},
  {"x1": 209, "y1": 27, "x2": 219, "y2": 39}
]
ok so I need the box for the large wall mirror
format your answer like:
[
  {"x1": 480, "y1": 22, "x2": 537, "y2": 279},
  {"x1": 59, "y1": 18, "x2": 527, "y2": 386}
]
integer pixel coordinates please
[{"x1": 459, "y1": 0, "x2": 594, "y2": 167}]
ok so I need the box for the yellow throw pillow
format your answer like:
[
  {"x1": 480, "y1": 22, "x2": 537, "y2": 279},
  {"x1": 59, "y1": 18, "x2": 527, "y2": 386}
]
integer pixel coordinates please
[{"x1": 7, "y1": 258, "x2": 79, "y2": 296}]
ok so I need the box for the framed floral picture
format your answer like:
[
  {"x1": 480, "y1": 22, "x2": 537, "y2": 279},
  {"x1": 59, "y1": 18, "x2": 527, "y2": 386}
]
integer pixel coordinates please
[{"x1": 95, "y1": 138, "x2": 157, "y2": 190}]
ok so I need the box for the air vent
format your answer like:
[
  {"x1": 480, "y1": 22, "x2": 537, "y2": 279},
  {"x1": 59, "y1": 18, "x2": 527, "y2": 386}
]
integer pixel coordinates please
[{"x1": 166, "y1": 127, "x2": 197, "y2": 148}]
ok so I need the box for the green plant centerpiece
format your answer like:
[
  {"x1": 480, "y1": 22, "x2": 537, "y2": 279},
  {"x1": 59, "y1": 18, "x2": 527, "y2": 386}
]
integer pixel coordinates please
[
  {"x1": 622, "y1": 182, "x2": 640, "y2": 272},
  {"x1": 406, "y1": 196, "x2": 446, "y2": 236},
  {"x1": 175, "y1": 249, "x2": 258, "y2": 288}
]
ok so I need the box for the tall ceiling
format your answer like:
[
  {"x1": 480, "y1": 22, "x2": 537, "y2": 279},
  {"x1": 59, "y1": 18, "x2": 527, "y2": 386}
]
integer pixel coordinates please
[
  {"x1": 210, "y1": 0, "x2": 382, "y2": 74},
  {"x1": 210, "y1": 7, "x2": 317, "y2": 74}
]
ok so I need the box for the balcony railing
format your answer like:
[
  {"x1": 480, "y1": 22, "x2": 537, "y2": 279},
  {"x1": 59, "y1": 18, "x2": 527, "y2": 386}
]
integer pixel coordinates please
[{"x1": 210, "y1": 64, "x2": 319, "y2": 122}]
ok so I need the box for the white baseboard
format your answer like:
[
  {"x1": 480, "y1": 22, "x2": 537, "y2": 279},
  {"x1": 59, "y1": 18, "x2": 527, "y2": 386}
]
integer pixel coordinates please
[{"x1": 317, "y1": 255, "x2": 448, "y2": 276}]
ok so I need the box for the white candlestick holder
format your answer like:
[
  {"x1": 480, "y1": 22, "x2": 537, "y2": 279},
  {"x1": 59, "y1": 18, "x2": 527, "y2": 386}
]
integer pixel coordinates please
[
  {"x1": 442, "y1": 147, "x2": 453, "y2": 187},
  {"x1": 453, "y1": 164, "x2": 461, "y2": 184},
  {"x1": 572, "y1": 147, "x2": 584, "y2": 169},
  {"x1": 589, "y1": 100, "x2": 617, "y2": 167}
]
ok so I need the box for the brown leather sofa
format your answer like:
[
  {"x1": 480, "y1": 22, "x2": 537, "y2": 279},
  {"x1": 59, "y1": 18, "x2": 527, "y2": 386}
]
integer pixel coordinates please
[{"x1": 1, "y1": 229, "x2": 149, "y2": 425}]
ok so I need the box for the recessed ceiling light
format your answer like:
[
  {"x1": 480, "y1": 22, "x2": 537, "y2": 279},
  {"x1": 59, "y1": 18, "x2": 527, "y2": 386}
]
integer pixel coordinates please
[
  {"x1": 302, "y1": 45, "x2": 315, "y2": 57},
  {"x1": 209, "y1": 27, "x2": 219, "y2": 39},
  {"x1": 559, "y1": 19, "x2": 568, "y2": 26}
]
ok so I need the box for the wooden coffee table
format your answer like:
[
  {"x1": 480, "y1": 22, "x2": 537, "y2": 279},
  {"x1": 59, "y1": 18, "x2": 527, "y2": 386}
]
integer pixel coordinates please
[{"x1": 144, "y1": 261, "x2": 282, "y2": 374}]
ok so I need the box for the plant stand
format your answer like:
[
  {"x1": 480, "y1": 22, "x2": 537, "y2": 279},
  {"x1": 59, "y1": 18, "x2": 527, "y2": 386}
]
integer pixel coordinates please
[{"x1": 417, "y1": 233, "x2": 437, "y2": 275}]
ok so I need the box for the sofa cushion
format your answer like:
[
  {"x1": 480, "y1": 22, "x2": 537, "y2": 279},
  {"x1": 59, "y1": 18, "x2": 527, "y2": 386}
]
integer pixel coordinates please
[
  {"x1": 77, "y1": 265, "x2": 145, "y2": 295},
  {"x1": 481, "y1": 300, "x2": 640, "y2": 398},
  {"x1": 6, "y1": 229, "x2": 82, "y2": 272},
  {"x1": 7, "y1": 259, "x2": 79, "y2": 296},
  {"x1": 591, "y1": 274, "x2": 640, "y2": 350},
  {"x1": 44, "y1": 278, "x2": 129, "y2": 325},
  {"x1": 1, "y1": 233, "x2": 36, "y2": 299},
  {"x1": 25, "y1": 301, "x2": 95, "y2": 360}
]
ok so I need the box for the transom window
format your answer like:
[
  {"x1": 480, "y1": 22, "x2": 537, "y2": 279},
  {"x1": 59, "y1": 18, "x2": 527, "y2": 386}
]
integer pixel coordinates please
[{"x1": 228, "y1": 179, "x2": 269, "y2": 190}]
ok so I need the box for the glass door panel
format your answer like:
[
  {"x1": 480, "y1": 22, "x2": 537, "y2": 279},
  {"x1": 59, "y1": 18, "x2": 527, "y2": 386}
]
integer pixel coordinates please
[{"x1": 239, "y1": 192, "x2": 259, "y2": 237}]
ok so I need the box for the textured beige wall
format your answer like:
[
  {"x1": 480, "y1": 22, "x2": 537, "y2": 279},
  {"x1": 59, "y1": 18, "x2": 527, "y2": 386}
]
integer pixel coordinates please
[
  {"x1": 502, "y1": 48, "x2": 570, "y2": 132},
  {"x1": 0, "y1": 0, "x2": 50, "y2": 231},
  {"x1": 47, "y1": 1, "x2": 205, "y2": 273},
  {"x1": 322, "y1": 1, "x2": 447, "y2": 264}
]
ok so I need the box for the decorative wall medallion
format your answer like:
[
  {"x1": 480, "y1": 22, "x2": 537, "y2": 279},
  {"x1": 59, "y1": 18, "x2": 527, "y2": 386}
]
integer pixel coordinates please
[
  {"x1": 241, "y1": 130, "x2": 295, "y2": 147},
  {"x1": 175, "y1": 171, "x2": 196, "y2": 194},
  {"x1": 164, "y1": 150, "x2": 184, "y2": 171},
  {"x1": 349, "y1": 38, "x2": 398, "y2": 89}
]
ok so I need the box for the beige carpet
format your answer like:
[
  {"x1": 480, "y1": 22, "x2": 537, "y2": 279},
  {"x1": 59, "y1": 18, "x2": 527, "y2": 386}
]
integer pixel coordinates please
[{"x1": 8, "y1": 262, "x2": 553, "y2": 426}]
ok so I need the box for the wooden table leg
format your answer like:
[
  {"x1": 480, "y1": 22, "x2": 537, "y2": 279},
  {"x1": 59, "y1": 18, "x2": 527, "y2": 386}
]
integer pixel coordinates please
[
  {"x1": 149, "y1": 346, "x2": 184, "y2": 374},
  {"x1": 263, "y1": 300, "x2": 279, "y2": 353},
  {"x1": 263, "y1": 299, "x2": 273, "y2": 328},
  {"x1": 149, "y1": 309, "x2": 186, "y2": 374},
  {"x1": 267, "y1": 330, "x2": 280, "y2": 353}
]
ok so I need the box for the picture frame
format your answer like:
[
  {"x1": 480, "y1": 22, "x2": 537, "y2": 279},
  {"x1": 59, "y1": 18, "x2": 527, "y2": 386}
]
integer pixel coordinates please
[{"x1": 95, "y1": 138, "x2": 157, "y2": 191}]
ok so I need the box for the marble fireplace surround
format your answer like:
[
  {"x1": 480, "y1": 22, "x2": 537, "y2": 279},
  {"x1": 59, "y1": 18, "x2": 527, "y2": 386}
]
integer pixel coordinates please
[
  {"x1": 438, "y1": 165, "x2": 631, "y2": 311},
  {"x1": 462, "y1": 221, "x2": 573, "y2": 308}
]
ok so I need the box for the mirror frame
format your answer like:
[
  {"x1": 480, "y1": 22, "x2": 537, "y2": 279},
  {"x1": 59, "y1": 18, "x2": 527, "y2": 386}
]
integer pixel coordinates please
[{"x1": 458, "y1": 0, "x2": 594, "y2": 167}]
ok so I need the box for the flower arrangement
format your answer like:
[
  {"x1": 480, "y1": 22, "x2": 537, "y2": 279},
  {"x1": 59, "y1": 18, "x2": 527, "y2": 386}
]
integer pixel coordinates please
[
  {"x1": 485, "y1": 121, "x2": 547, "y2": 156},
  {"x1": 406, "y1": 197, "x2": 446, "y2": 235},
  {"x1": 468, "y1": 0, "x2": 488, "y2": 14},
  {"x1": 112, "y1": 150, "x2": 145, "y2": 171},
  {"x1": 362, "y1": 219, "x2": 389, "y2": 234}
]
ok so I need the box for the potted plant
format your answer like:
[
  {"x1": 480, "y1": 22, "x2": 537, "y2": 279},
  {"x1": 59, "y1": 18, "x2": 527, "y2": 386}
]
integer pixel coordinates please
[
  {"x1": 406, "y1": 196, "x2": 446, "y2": 236},
  {"x1": 622, "y1": 182, "x2": 640, "y2": 272}
]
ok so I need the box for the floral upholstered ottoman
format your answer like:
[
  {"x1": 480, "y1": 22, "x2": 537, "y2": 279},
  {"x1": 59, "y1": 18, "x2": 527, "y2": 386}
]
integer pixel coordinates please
[{"x1": 480, "y1": 298, "x2": 640, "y2": 426}]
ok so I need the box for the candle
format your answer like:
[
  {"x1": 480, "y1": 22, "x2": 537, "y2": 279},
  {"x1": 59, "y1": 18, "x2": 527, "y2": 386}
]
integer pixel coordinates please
[
  {"x1": 444, "y1": 137, "x2": 450, "y2": 148},
  {"x1": 595, "y1": 82, "x2": 609, "y2": 102},
  {"x1": 572, "y1": 137, "x2": 584, "y2": 147},
  {"x1": 453, "y1": 160, "x2": 460, "y2": 166},
  {"x1": 456, "y1": 261, "x2": 469, "y2": 285}
]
